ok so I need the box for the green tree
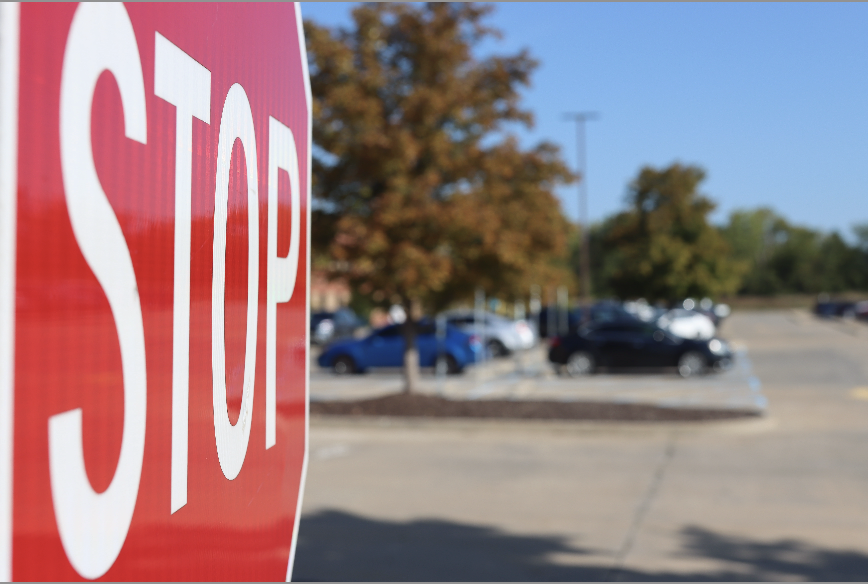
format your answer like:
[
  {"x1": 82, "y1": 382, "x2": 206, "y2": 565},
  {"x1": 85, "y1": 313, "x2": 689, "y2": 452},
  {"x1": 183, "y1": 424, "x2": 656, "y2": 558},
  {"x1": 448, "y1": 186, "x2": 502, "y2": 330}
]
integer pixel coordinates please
[
  {"x1": 306, "y1": 3, "x2": 574, "y2": 391},
  {"x1": 854, "y1": 223, "x2": 868, "y2": 252},
  {"x1": 603, "y1": 164, "x2": 745, "y2": 301},
  {"x1": 569, "y1": 217, "x2": 619, "y2": 300},
  {"x1": 766, "y1": 226, "x2": 822, "y2": 292},
  {"x1": 852, "y1": 223, "x2": 868, "y2": 290},
  {"x1": 721, "y1": 207, "x2": 789, "y2": 294},
  {"x1": 811, "y1": 232, "x2": 862, "y2": 292},
  {"x1": 722, "y1": 210, "x2": 868, "y2": 295}
]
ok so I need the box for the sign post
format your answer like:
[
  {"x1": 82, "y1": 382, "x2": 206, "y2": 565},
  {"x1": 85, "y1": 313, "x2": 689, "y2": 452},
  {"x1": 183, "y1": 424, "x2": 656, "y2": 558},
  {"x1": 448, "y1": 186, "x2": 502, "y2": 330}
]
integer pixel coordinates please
[{"x1": 0, "y1": 3, "x2": 311, "y2": 580}]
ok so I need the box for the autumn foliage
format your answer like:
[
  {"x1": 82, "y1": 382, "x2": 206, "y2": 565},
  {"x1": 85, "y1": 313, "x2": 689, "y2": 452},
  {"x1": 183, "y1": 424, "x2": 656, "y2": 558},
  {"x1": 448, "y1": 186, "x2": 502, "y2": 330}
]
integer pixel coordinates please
[
  {"x1": 305, "y1": 3, "x2": 575, "y2": 390},
  {"x1": 306, "y1": 3, "x2": 573, "y2": 306}
]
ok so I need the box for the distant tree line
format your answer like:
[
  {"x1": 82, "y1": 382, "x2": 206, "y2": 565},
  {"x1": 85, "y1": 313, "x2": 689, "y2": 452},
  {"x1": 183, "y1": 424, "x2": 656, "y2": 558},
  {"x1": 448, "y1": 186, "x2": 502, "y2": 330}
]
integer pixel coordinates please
[
  {"x1": 579, "y1": 163, "x2": 868, "y2": 301},
  {"x1": 721, "y1": 208, "x2": 868, "y2": 295}
]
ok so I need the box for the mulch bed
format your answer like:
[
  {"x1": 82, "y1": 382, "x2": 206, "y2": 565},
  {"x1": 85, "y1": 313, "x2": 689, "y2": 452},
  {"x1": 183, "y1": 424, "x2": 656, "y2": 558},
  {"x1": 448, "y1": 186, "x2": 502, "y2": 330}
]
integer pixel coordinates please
[{"x1": 310, "y1": 393, "x2": 760, "y2": 422}]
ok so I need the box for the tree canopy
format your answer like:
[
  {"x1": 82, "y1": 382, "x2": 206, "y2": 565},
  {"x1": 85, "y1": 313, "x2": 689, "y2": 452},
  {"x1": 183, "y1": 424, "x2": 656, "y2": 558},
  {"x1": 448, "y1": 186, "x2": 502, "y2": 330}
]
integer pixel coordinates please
[
  {"x1": 721, "y1": 209, "x2": 868, "y2": 295},
  {"x1": 306, "y1": 3, "x2": 574, "y2": 311},
  {"x1": 598, "y1": 164, "x2": 745, "y2": 301},
  {"x1": 305, "y1": 3, "x2": 575, "y2": 390},
  {"x1": 581, "y1": 177, "x2": 868, "y2": 302}
]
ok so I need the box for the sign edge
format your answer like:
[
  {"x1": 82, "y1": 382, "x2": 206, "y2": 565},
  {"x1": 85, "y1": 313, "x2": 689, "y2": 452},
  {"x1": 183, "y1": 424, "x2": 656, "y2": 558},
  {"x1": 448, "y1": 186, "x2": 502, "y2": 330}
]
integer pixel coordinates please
[
  {"x1": 0, "y1": 2, "x2": 19, "y2": 581},
  {"x1": 286, "y1": 2, "x2": 312, "y2": 582}
]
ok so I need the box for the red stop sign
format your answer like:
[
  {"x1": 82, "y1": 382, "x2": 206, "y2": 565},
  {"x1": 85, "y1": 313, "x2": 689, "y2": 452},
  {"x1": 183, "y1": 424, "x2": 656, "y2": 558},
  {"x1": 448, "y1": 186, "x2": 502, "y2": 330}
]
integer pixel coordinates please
[{"x1": 0, "y1": 3, "x2": 310, "y2": 580}]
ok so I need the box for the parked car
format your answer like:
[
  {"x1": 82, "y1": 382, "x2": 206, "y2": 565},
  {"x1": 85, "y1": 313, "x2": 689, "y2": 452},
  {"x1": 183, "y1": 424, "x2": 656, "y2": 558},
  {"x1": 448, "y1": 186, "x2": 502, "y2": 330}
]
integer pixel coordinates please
[
  {"x1": 534, "y1": 306, "x2": 582, "y2": 338},
  {"x1": 657, "y1": 308, "x2": 716, "y2": 340},
  {"x1": 622, "y1": 300, "x2": 663, "y2": 322},
  {"x1": 317, "y1": 320, "x2": 481, "y2": 375},
  {"x1": 444, "y1": 310, "x2": 535, "y2": 356},
  {"x1": 548, "y1": 320, "x2": 734, "y2": 378},
  {"x1": 311, "y1": 307, "x2": 365, "y2": 345},
  {"x1": 814, "y1": 300, "x2": 857, "y2": 319},
  {"x1": 856, "y1": 301, "x2": 868, "y2": 322},
  {"x1": 535, "y1": 301, "x2": 638, "y2": 338},
  {"x1": 674, "y1": 298, "x2": 731, "y2": 327}
]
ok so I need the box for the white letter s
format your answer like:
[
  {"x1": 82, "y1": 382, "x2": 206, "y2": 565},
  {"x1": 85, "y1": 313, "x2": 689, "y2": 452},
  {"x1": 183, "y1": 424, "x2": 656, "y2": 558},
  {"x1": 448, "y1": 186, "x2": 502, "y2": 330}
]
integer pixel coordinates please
[{"x1": 52, "y1": 2, "x2": 148, "y2": 579}]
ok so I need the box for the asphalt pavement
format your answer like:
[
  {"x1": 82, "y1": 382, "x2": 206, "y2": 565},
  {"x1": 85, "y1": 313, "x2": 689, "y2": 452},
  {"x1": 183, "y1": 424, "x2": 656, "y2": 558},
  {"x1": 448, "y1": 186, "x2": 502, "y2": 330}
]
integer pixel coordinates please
[{"x1": 295, "y1": 310, "x2": 868, "y2": 581}]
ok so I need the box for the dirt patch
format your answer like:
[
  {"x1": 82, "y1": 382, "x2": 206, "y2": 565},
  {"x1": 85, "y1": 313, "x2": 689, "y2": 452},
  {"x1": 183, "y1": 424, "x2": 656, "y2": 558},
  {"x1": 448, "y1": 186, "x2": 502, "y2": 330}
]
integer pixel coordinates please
[{"x1": 310, "y1": 393, "x2": 760, "y2": 422}]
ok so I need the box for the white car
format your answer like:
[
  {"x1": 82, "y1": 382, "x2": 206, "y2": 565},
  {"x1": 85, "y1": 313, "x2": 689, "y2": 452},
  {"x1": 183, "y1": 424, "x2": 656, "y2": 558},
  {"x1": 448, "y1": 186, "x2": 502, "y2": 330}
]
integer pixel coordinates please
[
  {"x1": 445, "y1": 311, "x2": 536, "y2": 356},
  {"x1": 657, "y1": 308, "x2": 716, "y2": 340},
  {"x1": 622, "y1": 299, "x2": 664, "y2": 322}
]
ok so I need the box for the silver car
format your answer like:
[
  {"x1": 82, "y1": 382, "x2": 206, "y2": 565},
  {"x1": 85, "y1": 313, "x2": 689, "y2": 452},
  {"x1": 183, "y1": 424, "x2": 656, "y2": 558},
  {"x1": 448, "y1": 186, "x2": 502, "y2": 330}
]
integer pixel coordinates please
[{"x1": 444, "y1": 310, "x2": 536, "y2": 357}]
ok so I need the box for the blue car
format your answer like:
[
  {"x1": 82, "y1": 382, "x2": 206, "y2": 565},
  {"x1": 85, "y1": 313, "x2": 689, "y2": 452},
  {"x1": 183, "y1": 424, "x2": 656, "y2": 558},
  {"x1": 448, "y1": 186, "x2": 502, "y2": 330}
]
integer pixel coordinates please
[{"x1": 317, "y1": 321, "x2": 481, "y2": 375}]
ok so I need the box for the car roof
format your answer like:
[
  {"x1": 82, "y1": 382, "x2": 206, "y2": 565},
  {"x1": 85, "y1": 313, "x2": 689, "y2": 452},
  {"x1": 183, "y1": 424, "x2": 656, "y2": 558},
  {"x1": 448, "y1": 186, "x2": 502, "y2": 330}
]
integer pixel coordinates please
[{"x1": 444, "y1": 311, "x2": 510, "y2": 322}]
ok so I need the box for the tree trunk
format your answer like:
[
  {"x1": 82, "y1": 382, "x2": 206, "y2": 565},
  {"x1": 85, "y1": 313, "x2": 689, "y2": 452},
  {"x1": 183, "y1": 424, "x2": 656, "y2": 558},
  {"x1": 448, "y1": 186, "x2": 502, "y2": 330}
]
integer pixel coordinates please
[{"x1": 401, "y1": 299, "x2": 420, "y2": 394}]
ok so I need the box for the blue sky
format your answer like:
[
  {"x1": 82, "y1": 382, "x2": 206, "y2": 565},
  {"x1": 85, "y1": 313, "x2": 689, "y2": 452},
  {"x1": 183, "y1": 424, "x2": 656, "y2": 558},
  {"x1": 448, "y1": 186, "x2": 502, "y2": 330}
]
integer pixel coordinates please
[{"x1": 301, "y1": 2, "x2": 868, "y2": 237}]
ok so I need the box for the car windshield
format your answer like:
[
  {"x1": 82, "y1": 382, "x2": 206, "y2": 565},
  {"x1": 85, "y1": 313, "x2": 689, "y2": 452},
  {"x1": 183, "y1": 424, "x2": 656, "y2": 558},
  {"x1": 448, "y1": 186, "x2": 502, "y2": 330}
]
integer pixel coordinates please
[
  {"x1": 373, "y1": 325, "x2": 401, "y2": 338},
  {"x1": 311, "y1": 312, "x2": 332, "y2": 326},
  {"x1": 372, "y1": 321, "x2": 437, "y2": 338},
  {"x1": 333, "y1": 308, "x2": 357, "y2": 325}
]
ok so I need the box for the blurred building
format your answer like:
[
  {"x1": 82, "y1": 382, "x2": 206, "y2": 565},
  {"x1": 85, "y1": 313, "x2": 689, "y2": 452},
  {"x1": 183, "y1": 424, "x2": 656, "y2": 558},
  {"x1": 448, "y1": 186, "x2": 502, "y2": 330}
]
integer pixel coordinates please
[{"x1": 310, "y1": 270, "x2": 351, "y2": 312}]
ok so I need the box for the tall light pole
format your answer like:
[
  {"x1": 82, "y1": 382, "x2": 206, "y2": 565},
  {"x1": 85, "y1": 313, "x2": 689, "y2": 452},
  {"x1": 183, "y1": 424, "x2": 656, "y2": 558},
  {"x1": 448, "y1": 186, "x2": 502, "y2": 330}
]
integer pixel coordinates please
[{"x1": 564, "y1": 112, "x2": 599, "y2": 309}]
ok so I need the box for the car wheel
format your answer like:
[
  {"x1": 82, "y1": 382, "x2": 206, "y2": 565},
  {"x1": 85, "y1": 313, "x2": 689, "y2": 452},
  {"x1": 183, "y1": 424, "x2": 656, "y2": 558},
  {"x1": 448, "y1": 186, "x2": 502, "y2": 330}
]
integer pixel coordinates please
[
  {"x1": 712, "y1": 358, "x2": 732, "y2": 373},
  {"x1": 566, "y1": 351, "x2": 595, "y2": 377},
  {"x1": 435, "y1": 354, "x2": 461, "y2": 375},
  {"x1": 678, "y1": 351, "x2": 706, "y2": 378},
  {"x1": 487, "y1": 339, "x2": 508, "y2": 358},
  {"x1": 332, "y1": 355, "x2": 356, "y2": 375}
]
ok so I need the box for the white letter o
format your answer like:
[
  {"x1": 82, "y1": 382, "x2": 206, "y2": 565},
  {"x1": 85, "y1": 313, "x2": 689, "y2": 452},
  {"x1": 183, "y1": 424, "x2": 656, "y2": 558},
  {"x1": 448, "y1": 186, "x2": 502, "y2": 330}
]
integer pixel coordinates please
[{"x1": 212, "y1": 83, "x2": 259, "y2": 480}]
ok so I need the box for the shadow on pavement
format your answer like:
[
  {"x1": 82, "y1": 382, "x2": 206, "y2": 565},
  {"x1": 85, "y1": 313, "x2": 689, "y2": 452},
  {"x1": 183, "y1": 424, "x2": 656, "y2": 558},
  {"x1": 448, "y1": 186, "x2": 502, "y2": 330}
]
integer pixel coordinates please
[{"x1": 293, "y1": 510, "x2": 868, "y2": 581}]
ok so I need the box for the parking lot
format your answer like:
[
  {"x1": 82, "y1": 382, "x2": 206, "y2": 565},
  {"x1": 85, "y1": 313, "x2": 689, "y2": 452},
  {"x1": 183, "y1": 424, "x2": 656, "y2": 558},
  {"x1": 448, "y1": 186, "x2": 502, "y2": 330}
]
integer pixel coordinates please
[
  {"x1": 311, "y1": 342, "x2": 766, "y2": 414},
  {"x1": 296, "y1": 310, "x2": 868, "y2": 581}
]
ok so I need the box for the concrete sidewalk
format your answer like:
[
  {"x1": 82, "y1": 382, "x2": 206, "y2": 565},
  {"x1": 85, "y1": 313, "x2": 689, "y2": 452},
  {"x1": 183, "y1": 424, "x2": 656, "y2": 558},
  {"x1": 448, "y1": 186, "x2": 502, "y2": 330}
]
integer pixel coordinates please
[{"x1": 295, "y1": 311, "x2": 868, "y2": 581}]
